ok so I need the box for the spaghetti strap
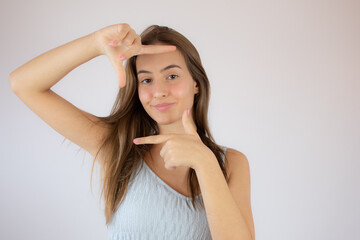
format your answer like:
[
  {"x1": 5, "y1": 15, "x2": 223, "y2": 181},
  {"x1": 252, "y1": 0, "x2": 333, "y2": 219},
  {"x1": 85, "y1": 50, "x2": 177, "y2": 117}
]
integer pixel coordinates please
[{"x1": 221, "y1": 145, "x2": 227, "y2": 165}]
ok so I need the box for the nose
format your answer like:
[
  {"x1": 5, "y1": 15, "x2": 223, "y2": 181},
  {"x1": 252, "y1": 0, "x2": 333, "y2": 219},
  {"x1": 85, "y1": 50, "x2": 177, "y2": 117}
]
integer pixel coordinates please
[{"x1": 153, "y1": 79, "x2": 168, "y2": 98}]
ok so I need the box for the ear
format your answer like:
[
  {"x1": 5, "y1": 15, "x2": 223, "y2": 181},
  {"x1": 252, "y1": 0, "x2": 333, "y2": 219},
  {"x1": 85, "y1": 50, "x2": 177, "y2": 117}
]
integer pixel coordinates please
[{"x1": 193, "y1": 81, "x2": 199, "y2": 94}]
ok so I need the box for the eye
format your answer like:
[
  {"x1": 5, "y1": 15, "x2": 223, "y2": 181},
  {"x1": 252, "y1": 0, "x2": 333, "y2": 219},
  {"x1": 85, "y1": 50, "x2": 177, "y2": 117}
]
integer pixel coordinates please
[
  {"x1": 140, "y1": 78, "x2": 151, "y2": 84},
  {"x1": 168, "y1": 74, "x2": 178, "y2": 80}
]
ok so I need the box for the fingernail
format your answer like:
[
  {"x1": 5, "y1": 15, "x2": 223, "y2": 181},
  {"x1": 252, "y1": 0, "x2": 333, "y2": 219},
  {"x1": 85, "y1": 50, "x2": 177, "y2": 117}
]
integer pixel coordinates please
[
  {"x1": 108, "y1": 40, "x2": 116, "y2": 46},
  {"x1": 187, "y1": 109, "x2": 190, "y2": 115},
  {"x1": 133, "y1": 139, "x2": 138, "y2": 144},
  {"x1": 119, "y1": 55, "x2": 126, "y2": 61}
]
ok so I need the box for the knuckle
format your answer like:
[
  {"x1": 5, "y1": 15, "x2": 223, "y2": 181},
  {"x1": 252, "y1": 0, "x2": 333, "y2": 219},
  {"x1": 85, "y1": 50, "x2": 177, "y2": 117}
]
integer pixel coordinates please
[
  {"x1": 117, "y1": 23, "x2": 129, "y2": 34},
  {"x1": 167, "y1": 148, "x2": 173, "y2": 155},
  {"x1": 169, "y1": 156, "x2": 176, "y2": 162},
  {"x1": 125, "y1": 39, "x2": 133, "y2": 45},
  {"x1": 165, "y1": 162, "x2": 170, "y2": 169},
  {"x1": 117, "y1": 24, "x2": 122, "y2": 32},
  {"x1": 122, "y1": 23, "x2": 130, "y2": 29}
]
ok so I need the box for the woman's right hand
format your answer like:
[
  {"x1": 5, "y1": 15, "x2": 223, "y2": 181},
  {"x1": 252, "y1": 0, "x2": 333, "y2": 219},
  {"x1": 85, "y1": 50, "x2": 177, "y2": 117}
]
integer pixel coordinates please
[{"x1": 93, "y1": 23, "x2": 176, "y2": 88}]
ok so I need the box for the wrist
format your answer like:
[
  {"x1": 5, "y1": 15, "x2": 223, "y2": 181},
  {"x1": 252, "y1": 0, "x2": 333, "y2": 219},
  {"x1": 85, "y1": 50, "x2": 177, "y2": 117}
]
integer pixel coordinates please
[
  {"x1": 89, "y1": 31, "x2": 104, "y2": 56},
  {"x1": 194, "y1": 153, "x2": 218, "y2": 174}
]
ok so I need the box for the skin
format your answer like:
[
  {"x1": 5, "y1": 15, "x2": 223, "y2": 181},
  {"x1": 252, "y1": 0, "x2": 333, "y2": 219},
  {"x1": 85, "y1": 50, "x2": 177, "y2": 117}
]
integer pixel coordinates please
[
  {"x1": 135, "y1": 48, "x2": 202, "y2": 175},
  {"x1": 136, "y1": 49, "x2": 199, "y2": 135}
]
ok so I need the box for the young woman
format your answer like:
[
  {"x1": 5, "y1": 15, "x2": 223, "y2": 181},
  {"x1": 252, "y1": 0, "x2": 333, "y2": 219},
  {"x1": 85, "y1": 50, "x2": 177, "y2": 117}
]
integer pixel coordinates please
[{"x1": 9, "y1": 23, "x2": 255, "y2": 240}]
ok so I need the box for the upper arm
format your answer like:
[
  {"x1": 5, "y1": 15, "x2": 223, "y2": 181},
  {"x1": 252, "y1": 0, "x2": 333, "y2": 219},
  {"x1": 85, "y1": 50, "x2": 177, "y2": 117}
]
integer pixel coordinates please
[
  {"x1": 226, "y1": 148, "x2": 255, "y2": 240},
  {"x1": 12, "y1": 89, "x2": 111, "y2": 164}
]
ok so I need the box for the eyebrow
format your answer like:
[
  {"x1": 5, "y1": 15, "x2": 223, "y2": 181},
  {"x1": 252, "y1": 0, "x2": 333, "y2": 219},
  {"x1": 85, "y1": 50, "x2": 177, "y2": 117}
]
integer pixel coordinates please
[{"x1": 137, "y1": 64, "x2": 182, "y2": 75}]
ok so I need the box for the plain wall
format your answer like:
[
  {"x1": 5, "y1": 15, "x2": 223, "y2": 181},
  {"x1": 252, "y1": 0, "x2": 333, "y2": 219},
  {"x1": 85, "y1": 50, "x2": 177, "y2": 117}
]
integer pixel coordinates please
[{"x1": 1, "y1": 0, "x2": 359, "y2": 239}]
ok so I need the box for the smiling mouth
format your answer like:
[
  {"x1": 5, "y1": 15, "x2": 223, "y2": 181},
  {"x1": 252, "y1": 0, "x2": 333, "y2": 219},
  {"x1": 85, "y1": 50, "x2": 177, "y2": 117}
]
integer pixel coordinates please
[{"x1": 154, "y1": 103, "x2": 174, "y2": 112}]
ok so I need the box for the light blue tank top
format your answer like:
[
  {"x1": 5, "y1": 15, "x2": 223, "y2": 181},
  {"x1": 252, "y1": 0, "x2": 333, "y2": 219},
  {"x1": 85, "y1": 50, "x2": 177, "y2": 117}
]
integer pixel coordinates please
[{"x1": 107, "y1": 146, "x2": 227, "y2": 240}]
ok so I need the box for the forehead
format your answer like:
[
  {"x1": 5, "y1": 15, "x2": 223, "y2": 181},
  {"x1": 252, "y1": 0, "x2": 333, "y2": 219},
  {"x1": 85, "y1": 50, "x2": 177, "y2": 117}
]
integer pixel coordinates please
[{"x1": 136, "y1": 49, "x2": 186, "y2": 72}]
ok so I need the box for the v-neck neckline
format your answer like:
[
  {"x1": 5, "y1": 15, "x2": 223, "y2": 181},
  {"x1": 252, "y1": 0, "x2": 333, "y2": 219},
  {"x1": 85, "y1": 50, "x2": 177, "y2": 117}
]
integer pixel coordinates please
[{"x1": 142, "y1": 159, "x2": 202, "y2": 200}]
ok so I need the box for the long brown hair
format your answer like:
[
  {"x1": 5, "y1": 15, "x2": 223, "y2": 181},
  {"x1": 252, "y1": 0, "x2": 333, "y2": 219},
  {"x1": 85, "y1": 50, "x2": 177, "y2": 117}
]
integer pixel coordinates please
[{"x1": 90, "y1": 25, "x2": 229, "y2": 225}]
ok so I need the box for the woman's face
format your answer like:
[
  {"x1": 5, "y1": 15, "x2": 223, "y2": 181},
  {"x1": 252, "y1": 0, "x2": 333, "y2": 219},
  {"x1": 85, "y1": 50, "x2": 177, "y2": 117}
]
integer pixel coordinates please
[{"x1": 136, "y1": 48, "x2": 199, "y2": 126}]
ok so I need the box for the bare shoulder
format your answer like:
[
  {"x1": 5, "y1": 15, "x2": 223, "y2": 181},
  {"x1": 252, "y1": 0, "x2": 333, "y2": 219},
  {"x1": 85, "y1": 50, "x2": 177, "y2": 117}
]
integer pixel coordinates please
[
  {"x1": 224, "y1": 147, "x2": 250, "y2": 180},
  {"x1": 225, "y1": 147, "x2": 247, "y2": 159}
]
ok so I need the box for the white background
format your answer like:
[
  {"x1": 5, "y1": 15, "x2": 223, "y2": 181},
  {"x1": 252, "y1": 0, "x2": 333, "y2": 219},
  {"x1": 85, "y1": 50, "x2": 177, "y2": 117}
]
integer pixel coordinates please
[{"x1": 1, "y1": 0, "x2": 359, "y2": 239}]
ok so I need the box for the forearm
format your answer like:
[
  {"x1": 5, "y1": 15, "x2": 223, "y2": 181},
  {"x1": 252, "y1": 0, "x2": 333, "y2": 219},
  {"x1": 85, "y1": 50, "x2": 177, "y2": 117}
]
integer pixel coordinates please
[
  {"x1": 196, "y1": 159, "x2": 253, "y2": 240},
  {"x1": 9, "y1": 32, "x2": 101, "y2": 93}
]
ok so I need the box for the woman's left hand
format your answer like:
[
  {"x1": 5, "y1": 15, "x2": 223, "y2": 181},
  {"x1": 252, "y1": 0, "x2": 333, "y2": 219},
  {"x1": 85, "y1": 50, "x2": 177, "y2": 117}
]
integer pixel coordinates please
[{"x1": 133, "y1": 109, "x2": 216, "y2": 171}]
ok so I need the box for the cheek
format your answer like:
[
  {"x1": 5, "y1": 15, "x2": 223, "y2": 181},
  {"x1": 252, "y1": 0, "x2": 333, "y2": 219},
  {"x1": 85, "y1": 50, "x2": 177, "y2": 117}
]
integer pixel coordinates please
[
  {"x1": 138, "y1": 88, "x2": 152, "y2": 104},
  {"x1": 172, "y1": 81, "x2": 194, "y2": 101}
]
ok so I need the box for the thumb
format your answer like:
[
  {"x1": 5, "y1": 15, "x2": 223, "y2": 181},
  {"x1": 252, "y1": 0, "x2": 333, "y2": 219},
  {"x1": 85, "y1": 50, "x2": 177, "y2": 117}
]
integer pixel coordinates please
[{"x1": 182, "y1": 109, "x2": 197, "y2": 135}]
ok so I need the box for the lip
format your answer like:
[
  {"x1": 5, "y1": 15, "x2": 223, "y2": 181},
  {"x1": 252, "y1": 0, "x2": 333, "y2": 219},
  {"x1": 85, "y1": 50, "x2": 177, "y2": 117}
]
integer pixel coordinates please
[{"x1": 154, "y1": 103, "x2": 174, "y2": 112}]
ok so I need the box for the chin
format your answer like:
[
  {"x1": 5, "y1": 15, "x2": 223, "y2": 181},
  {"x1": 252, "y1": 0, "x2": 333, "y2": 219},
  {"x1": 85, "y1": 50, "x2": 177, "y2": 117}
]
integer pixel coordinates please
[
  {"x1": 152, "y1": 115, "x2": 178, "y2": 125},
  {"x1": 146, "y1": 110, "x2": 179, "y2": 125}
]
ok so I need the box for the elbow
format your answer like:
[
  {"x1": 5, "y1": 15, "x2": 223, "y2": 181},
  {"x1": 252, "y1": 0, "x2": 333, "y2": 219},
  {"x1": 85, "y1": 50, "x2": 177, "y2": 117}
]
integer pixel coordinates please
[
  {"x1": 8, "y1": 70, "x2": 18, "y2": 92},
  {"x1": 8, "y1": 70, "x2": 25, "y2": 94}
]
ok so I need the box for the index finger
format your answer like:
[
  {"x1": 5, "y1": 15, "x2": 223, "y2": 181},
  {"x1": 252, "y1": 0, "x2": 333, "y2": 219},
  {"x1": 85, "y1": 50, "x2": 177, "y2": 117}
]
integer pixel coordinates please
[
  {"x1": 138, "y1": 45, "x2": 177, "y2": 55},
  {"x1": 133, "y1": 134, "x2": 172, "y2": 145}
]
